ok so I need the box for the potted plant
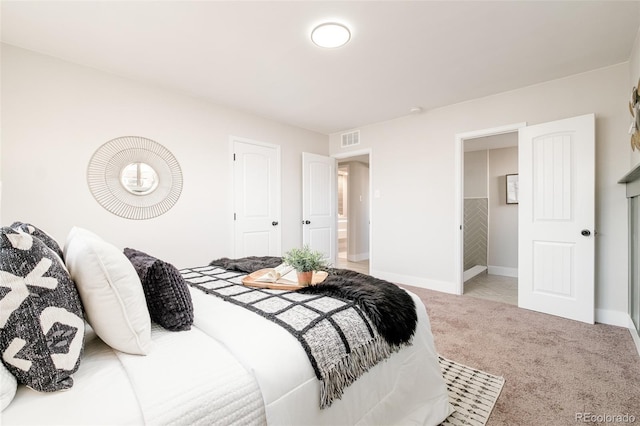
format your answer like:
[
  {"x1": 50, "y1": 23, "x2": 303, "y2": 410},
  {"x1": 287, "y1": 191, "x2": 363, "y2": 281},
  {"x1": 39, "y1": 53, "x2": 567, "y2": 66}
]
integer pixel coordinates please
[{"x1": 282, "y1": 245, "x2": 328, "y2": 285}]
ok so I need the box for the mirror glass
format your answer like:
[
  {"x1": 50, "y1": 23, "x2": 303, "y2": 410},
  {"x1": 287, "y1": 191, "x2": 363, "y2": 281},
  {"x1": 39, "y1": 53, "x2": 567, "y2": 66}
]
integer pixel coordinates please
[{"x1": 120, "y1": 162, "x2": 159, "y2": 195}]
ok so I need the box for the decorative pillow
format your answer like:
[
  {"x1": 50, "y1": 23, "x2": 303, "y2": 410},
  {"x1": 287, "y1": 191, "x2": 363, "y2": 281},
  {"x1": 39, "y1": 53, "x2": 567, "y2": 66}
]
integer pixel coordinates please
[
  {"x1": 64, "y1": 227, "x2": 151, "y2": 355},
  {"x1": 0, "y1": 227, "x2": 84, "y2": 392},
  {"x1": 1, "y1": 359, "x2": 17, "y2": 411},
  {"x1": 124, "y1": 248, "x2": 193, "y2": 331},
  {"x1": 10, "y1": 222, "x2": 64, "y2": 261}
]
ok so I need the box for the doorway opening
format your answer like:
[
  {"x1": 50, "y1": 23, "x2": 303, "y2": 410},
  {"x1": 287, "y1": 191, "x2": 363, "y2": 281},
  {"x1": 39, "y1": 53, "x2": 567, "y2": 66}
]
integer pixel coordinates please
[
  {"x1": 454, "y1": 122, "x2": 526, "y2": 302},
  {"x1": 456, "y1": 116, "x2": 595, "y2": 322},
  {"x1": 463, "y1": 133, "x2": 519, "y2": 305},
  {"x1": 337, "y1": 164, "x2": 349, "y2": 258},
  {"x1": 334, "y1": 150, "x2": 371, "y2": 275}
]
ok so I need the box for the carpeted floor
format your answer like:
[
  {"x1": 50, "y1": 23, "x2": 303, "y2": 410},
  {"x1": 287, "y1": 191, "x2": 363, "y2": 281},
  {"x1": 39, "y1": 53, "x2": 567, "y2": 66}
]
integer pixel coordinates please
[{"x1": 402, "y1": 285, "x2": 640, "y2": 426}]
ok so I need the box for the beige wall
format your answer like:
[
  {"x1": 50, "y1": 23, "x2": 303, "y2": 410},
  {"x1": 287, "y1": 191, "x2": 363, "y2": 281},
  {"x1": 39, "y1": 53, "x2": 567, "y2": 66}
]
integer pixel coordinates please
[
  {"x1": 0, "y1": 45, "x2": 328, "y2": 268},
  {"x1": 463, "y1": 146, "x2": 518, "y2": 275},
  {"x1": 463, "y1": 150, "x2": 488, "y2": 198},
  {"x1": 346, "y1": 161, "x2": 370, "y2": 261},
  {"x1": 330, "y1": 63, "x2": 630, "y2": 324},
  {"x1": 487, "y1": 147, "x2": 518, "y2": 273}
]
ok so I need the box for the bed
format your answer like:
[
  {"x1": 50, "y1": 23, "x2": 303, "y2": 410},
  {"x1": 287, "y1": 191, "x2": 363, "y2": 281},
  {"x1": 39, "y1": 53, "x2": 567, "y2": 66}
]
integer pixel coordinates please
[
  {"x1": 0, "y1": 225, "x2": 451, "y2": 425},
  {"x1": 3, "y1": 325, "x2": 267, "y2": 425}
]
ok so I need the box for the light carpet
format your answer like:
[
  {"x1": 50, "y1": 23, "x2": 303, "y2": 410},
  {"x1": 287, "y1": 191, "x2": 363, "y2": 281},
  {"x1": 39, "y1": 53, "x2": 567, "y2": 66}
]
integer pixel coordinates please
[
  {"x1": 404, "y1": 285, "x2": 640, "y2": 425},
  {"x1": 439, "y1": 356, "x2": 504, "y2": 426}
]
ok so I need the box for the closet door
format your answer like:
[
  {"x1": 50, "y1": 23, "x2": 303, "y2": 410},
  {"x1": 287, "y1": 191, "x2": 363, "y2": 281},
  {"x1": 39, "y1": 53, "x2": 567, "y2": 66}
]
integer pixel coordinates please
[{"x1": 233, "y1": 138, "x2": 281, "y2": 257}]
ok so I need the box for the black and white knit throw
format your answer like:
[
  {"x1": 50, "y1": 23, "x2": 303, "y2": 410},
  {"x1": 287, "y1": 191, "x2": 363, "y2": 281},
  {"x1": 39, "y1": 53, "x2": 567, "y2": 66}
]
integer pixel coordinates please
[
  {"x1": 181, "y1": 264, "x2": 414, "y2": 408},
  {"x1": 209, "y1": 256, "x2": 418, "y2": 347}
]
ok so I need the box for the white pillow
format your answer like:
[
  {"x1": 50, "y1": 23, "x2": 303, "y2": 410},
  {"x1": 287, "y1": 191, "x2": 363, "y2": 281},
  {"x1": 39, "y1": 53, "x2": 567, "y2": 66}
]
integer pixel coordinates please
[
  {"x1": 64, "y1": 227, "x2": 151, "y2": 355},
  {"x1": 0, "y1": 363, "x2": 17, "y2": 411}
]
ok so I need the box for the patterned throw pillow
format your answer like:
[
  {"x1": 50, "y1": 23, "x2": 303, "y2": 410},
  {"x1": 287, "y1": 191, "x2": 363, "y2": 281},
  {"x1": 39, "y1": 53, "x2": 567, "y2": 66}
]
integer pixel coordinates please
[
  {"x1": 124, "y1": 248, "x2": 193, "y2": 331},
  {"x1": 10, "y1": 222, "x2": 64, "y2": 261},
  {"x1": 0, "y1": 227, "x2": 85, "y2": 392}
]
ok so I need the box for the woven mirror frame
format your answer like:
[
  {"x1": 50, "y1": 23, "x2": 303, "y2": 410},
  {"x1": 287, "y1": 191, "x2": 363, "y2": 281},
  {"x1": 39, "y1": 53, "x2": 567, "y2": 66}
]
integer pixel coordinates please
[{"x1": 87, "y1": 136, "x2": 183, "y2": 220}]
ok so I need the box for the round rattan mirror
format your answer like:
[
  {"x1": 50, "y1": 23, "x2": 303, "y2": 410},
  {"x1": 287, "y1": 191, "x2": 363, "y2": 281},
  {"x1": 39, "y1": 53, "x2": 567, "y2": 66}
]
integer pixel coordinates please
[{"x1": 87, "y1": 136, "x2": 183, "y2": 220}]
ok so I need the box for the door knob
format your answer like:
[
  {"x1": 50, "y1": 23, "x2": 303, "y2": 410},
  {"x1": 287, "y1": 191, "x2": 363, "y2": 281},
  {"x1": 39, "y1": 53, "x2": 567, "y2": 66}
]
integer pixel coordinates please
[
  {"x1": 272, "y1": 221, "x2": 279, "y2": 226},
  {"x1": 581, "y1": 229, "x2": 591, "y2": 237},
  {"x1": 302, "y1": 220, "x2": 311, "y2": 225}
]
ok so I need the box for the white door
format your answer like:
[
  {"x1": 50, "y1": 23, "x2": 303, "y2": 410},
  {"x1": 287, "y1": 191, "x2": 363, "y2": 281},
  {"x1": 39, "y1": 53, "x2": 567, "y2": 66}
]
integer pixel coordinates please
[
  {"x1": 233, "y1": 138, "x2": 281, "y2": 257},
  {"x1": 518, "y1": 114, "x2": 595, "y2": 323},
  {"x1": 302, "y1": 152, "x2": 337, "y2": 266}
]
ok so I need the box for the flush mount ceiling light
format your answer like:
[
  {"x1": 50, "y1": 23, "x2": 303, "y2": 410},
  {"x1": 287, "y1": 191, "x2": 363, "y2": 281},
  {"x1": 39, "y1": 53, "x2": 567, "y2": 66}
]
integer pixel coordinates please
[{"x1": 311, "y1": 22, "x2": 351, "y2": 48}]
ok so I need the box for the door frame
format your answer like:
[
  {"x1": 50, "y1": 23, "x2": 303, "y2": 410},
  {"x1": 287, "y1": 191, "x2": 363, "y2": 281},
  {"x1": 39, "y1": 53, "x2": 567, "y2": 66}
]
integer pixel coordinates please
[
  {"x1": 229, "y1": 135, "x2": 282, "y2": 257},
  {"x1": 454, "y1": 123, "x2": 526, "y2": 295},
  {"x1": 332, "y1": 148, "x2": 373, "y2": 268}
]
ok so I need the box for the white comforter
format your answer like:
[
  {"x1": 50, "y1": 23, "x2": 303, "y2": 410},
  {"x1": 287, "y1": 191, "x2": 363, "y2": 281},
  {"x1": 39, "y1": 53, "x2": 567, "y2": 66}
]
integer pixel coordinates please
[
  {"x1": 189, "y1": 286, "x2": 451, "y2": 426},
  {"x1": 2, "y1": 325, "x2": 266, "y2": 425}
]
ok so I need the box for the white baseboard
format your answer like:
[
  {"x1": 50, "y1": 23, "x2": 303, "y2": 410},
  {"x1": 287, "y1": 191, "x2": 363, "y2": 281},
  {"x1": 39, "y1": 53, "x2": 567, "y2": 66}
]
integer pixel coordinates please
[
  {"x1": 463, "y1": 265, "x2": 487, "y2": 282},
  {"x1": 369, "y1": 269, "x2": 457, "y2": 294},
  {"x1": 487, "y1": 265, "x2": 518, "y2": 278},
  {"x1": 347, "y1": 252, "x2": 369, "y2": 262},
  {"x1": 627, "y1": 315, "x2": 640, "y2": 358},
  {"x1": 595, "y1": 308, "x2": 630, "y2": 327}
]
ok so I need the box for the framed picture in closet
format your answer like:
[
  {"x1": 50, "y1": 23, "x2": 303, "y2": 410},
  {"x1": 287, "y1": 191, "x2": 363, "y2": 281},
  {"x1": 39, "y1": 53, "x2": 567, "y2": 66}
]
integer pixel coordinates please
[{"x1": 506, "y1": 174, "x2": 519, "y2": 204}]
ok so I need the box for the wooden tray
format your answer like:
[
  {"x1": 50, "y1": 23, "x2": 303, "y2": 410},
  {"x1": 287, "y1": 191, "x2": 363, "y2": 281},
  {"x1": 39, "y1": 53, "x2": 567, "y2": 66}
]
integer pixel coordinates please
[{"x1": 242, "y1": 268, "x2": 328, "y2": 290}]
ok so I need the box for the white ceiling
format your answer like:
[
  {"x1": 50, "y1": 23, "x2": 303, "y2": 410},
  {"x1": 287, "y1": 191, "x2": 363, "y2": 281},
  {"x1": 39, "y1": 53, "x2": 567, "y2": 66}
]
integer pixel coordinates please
[{"x1": 2, "y1": 1, "x2": 639, "y2": 135}]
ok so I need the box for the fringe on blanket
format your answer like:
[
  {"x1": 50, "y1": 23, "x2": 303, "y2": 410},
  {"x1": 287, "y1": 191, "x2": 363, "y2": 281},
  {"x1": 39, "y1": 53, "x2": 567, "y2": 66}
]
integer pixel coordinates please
[{"x1": 320, "y1": 335, "x2": 401, "y2": 408}]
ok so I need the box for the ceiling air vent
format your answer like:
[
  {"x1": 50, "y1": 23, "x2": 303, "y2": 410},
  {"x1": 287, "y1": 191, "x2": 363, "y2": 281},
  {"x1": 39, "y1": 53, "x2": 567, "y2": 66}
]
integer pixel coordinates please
[{"x1": 341, "y1": 130, "x2": 360, "y2": 148}]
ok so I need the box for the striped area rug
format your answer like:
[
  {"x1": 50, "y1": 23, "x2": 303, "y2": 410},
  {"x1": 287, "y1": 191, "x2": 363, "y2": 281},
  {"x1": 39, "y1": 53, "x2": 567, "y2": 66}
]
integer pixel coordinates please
[{"x1": 439, "y1": 356, "x2": 505, "y2": 426}]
